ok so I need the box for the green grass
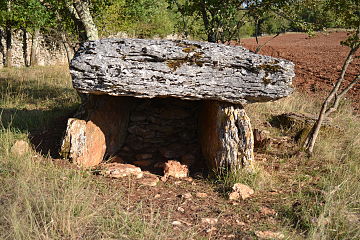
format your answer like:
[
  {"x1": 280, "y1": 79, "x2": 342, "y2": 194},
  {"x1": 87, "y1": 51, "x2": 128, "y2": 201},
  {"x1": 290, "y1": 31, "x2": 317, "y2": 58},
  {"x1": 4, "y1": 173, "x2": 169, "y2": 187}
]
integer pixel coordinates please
[
  {"x1": 246, "y1": 93, "x2": 360, "y2": 239},
  {"x1": 0, "y1": 66, "x2": 79, "y2": 132},
  {"x1": 0, "y1": 129, "x2": 189, "y2": 239},
  {"x1": 0, "y1": 66, "x2": 359, "y2": 239},
  {"x1": 0, "y1": 66, "x2": 196, "y2": 240}
]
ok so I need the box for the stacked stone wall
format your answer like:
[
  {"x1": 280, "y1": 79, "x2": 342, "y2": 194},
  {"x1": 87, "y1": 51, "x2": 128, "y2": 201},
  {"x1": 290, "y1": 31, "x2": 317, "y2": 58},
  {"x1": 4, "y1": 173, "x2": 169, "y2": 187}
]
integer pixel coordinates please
[
  {"x1": 0, "y1": 30, "x2": 68, "y2": 68},
  {"x1": 119, "y1": 98, "x2": 202, "y2": 171}
]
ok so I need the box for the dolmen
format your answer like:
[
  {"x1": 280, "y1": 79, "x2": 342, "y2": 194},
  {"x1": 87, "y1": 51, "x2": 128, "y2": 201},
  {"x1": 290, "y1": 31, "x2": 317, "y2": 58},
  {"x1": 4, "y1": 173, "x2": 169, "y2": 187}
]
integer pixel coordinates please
[{"x1": 60, "y1": 38, "x2": 295, "y2": 172}]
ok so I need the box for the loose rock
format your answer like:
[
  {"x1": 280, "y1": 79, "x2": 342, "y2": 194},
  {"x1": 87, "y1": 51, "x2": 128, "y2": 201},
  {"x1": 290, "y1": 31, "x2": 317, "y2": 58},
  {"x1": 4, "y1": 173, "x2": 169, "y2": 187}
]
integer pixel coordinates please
[
  {"x1": 60, "y1": 118, "x2": 106, "y2": 168},
  {"x1": 229, "y1": 183, "x2": 254, "y2": 200},
  {"x1": 177, "y1": 207, "x2": 185, "y2": 213},
  {"x1": 11, "y1": 140, "x2": 31, "y2": 156},
  {"x1": 196, "y1": 192, "x2": 208, "y2": 198},
  {"x1": 171, "y1": 221, "x2": 182, "y2": 226},
  {"x1": 201, "y1": 218, "x2": 218, "y2": 225},
  {"x1": 182, "y1": 193, "x2": 192, "y2": 199},
  {"x1": 100, "y1": 163, "x2": 143, "y2": 178},
  {"x1": 228, "y1": 192, "x2": 241, "y2": 201},
  {"x1": 164, "y1": 160, "x2": 189, "y2": 178},
  {"x1": 139, "y1": 172, "x2": 159, "y2": 186},
  {"x1": 255, "y1": 231, "x2": 285, "y2": 239},
  {"x1": 206, "y1": 227, "x2": 217, "y2": 233}
]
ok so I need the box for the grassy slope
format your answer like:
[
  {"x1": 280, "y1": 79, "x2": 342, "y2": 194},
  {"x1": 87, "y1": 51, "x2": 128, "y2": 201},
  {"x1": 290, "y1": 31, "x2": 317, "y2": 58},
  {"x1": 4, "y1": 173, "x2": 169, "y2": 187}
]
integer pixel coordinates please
[{"x1": 0, "y1": 66, "x2": 359, "y2": 239}]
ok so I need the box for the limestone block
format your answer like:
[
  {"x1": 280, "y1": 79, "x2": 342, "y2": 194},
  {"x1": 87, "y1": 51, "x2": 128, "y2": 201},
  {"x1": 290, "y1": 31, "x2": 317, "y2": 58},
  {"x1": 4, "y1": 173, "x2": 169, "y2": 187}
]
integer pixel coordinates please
[
  {"x1": 60, "y1": 118, "x2": 106, "y2": 168},
  {"x1": 70, "y1": 38, "x2": 294, "y2": 104},
  {"x1": 199, "y1": 101, "x2": 254, "y2": 171}
]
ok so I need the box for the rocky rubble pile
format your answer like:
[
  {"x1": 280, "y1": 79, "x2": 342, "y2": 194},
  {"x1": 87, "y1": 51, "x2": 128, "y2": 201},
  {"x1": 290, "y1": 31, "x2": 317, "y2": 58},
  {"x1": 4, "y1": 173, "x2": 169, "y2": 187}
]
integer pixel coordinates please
[{"x1": 98, "y1": 159, "x2": 190, "y2": 186}]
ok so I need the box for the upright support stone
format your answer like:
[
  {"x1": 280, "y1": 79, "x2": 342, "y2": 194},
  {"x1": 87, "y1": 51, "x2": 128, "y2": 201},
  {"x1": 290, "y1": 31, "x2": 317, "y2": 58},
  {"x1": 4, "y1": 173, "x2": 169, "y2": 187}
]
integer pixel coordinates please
[
  {"x1": 60, "y1": 95, "x2": 132, "y2": 166},
  {"x1": 60, "y1": 118, "x2": 106, "y2": 168},
  {"x1": 199, "y1": 101, "x2": 254, "y2": 172},
  {"x1": 85, "y1": 95, "x2": 132, "y2": 157}
]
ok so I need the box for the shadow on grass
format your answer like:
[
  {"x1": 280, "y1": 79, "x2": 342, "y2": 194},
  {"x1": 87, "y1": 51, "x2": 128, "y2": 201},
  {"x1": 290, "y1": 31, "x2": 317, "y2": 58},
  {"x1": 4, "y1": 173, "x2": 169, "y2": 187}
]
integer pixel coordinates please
[
  {"x1": 0, "y1": 106, "x2": 78, "y2": 158},
  {"x1": 0, "y1": 72, "x2": 80, "y2": 158},
  {"x1": 0, "y1": 77, "x2": 75, "y2": 104}
]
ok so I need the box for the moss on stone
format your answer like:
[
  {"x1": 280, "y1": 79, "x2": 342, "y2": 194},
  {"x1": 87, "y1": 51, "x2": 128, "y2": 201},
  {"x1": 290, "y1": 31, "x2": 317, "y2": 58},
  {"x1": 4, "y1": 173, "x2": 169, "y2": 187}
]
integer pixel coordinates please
[
  {"x1": 167, "y1": 59, "x2": 187, "y2": 71},
  {"x1": 257, "y1": 64, "x2": 283, "y2": 74},
  {"x1": 166, "y1": 51, "x2": 205, "y2": 71},
  {"x1": 60, "y1": 138, "x2": 70, "y2": 159}
]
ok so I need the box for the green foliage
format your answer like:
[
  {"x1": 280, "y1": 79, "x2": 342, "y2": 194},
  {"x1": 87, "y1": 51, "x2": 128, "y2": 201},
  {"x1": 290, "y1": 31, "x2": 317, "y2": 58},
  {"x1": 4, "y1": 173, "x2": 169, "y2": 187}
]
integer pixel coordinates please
[
  {"x1": 95, "y1": 0, "x2": 176, "y2": 38},
  {"x1": 324, "y1": 0, "x2": 360, "y2": 28},
  {"x1": 0, "y1": 0, "x2": 54, "y2": 32},
  {"x1": 168, "y1": 0, "x2": 256, "y2": 42},
  {"x1": 260, "y1": 12, "x2": 291, "y2": 34}
]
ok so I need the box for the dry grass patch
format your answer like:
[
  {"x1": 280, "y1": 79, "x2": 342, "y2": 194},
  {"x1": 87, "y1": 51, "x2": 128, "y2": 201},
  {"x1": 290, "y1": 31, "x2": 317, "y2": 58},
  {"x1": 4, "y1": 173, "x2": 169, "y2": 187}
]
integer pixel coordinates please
[
  {"x1": 1, "y1": 66, "x2": 359, "y2": 239},
  {"x1": 246, "y1": 92, "x2": 360, "y2": 239}
]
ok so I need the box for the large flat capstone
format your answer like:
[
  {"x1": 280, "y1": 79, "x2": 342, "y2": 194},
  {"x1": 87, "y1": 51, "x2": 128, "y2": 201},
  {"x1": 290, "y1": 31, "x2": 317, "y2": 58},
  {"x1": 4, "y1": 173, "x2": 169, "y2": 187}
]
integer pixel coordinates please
[{"x1": 70, "y1": 38, "x2": 295, "y2": 104}]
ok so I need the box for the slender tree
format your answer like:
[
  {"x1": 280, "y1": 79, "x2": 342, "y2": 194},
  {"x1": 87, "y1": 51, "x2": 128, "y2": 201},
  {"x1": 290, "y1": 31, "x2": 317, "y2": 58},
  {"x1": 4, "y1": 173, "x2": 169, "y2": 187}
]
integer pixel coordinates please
[
  {"x1": 303, "y1": 44, "x2": 359, "y2": 154},
  {"x1": 72, "y1": 0, "x2": 98, "y2": 40}
]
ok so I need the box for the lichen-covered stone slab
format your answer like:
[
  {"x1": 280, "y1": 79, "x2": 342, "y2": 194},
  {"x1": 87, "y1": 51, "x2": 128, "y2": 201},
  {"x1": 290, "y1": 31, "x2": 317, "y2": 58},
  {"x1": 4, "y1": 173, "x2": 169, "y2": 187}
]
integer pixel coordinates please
[{"x1": 70, "y1": 38, "x2": 294, "y2": 104}]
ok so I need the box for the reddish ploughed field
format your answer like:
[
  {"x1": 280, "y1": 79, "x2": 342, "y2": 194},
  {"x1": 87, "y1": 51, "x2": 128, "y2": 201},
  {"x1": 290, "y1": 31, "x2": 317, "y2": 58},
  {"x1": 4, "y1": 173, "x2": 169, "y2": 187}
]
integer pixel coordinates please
[{"x1": 240, "y1": 32, "x2": 360, "y2": 112}]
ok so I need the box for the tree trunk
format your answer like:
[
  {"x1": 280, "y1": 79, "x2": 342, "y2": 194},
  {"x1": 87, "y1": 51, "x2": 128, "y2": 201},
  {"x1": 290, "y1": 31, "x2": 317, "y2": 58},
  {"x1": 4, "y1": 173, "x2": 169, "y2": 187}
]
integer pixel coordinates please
[
  {"x1": 72, "y1": 0, "x2": 98, "y2": 41},
  {"x1": 0, "y1": 29, "x2": 5, "y2": 66},
  {"x1": 303, "y1": 29, "x2": 360, "y2": 155},
  {"x1": 198, "y1": 0, "x2": 216, "y2": 43},
  {"x1": 22, "y1": 28, "x2": 29, "y2": 67},
  {"x1": 5, "y1": 25, "x2": 12, "y2": 67},
  {"x1": 61, "y1": 32, "x2": 74, "y2": 64},
  {"x1": 30, "y1": 29, "x2": 40, "y2": 66}
]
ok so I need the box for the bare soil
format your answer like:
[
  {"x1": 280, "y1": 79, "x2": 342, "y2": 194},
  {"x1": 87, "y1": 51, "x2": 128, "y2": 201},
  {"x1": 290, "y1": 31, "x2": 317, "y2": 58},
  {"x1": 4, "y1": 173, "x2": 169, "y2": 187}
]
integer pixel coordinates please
[{"x1": 240, "y1": 31, "x2": 360, "y2": 112}]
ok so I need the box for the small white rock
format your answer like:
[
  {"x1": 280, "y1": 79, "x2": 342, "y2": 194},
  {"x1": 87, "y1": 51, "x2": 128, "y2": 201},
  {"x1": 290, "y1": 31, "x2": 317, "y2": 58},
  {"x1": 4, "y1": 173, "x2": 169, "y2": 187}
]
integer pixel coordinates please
[
  {"x1": 201, "y1": 218, "x2": 218, "y2": 225},
  {"x1": 255, "y1": 231, "x2": 285, "y2": 239},
  {"x1": 171, "y1": 221, "x2": 182, "y2": 226}
]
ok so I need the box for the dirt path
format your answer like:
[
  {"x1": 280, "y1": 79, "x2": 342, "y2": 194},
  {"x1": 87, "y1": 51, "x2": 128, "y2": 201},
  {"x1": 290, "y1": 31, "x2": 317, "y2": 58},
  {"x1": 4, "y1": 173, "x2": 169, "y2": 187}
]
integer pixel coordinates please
[{"x1": 240, "y1": 31, "x2": 360, "y2": 112}]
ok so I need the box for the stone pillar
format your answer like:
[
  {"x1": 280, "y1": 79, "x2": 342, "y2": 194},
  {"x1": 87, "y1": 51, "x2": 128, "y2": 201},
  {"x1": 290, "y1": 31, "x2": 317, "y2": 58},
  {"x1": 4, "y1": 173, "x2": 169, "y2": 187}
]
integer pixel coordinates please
[
  {"x1": 85, "y1": 95, "x2": 132, "y2": 157},
  {"x1": 199, "y1": 101, "x2": 254, "y2": 172},
  {"x1": 60, "y1": 95, "x2": 132, "y2": 167},
  {"x1": 60, "y1": 118, "x2": 106, "y2": 168}
]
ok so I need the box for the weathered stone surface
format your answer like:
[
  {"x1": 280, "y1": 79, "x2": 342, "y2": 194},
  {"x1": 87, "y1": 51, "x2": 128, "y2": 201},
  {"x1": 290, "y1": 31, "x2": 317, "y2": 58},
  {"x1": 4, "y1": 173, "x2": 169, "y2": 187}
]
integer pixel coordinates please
[
  {"x1": 100, "y1": 163, "x2": 143, "y2": 178},
  {"x1": 121, "y1": 98, "x2": 201, "y2": 164},
  {"x1": 163, "y1": 160, "x2": 189, "y2": 178},
  {"x1": 229, "y1": 183, "x2": 255, "y2": 200},
  {"x1": 60, "y1": 118, "x2": 106, "y2": 168},
  {"x1": 199, "y1": 101, "x2": 254, "y2": 171},
  {"x1": 139, "y1": 172, "x2": 159, "y2": 186},
  {"x1": 133, "y1": 159, "x2": 154, "y2": 168},
  {"x1": 70, "y1": 38, "x2": 294, "y2": 104},
  {"x1": 201, "y1": 218, "x2": 218, "y2": 225},
  {"x1": 11, "y1": 140, "x2": 31, "y2": 156},
  {"x1": 85, "y1": 95, "x2": 132, "y2": 157},
  {"x1": 253, "y1": 128, "x2": 271, "y2": 149}
]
